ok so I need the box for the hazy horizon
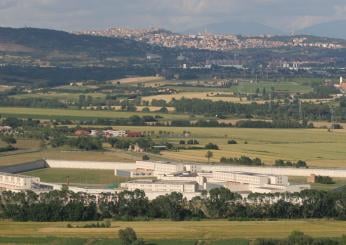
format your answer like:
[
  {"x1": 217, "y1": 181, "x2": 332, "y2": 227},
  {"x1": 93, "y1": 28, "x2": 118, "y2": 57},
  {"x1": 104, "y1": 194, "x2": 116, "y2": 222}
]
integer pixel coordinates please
[{"x1": 0, "y1": 0, "x2": 345, "y2": 35}]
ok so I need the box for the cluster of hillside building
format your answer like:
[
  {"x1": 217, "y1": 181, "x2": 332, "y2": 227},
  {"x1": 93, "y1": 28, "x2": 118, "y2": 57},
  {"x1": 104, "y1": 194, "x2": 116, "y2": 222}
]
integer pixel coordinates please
[
  {"x1": 74, "y1": 129, "x2": 142, "y2": 138},
  {"x1": 79, "y1": 27, "x2": 345, "y2": 51},
  {"x1": 0, "y1": 160, "x2": 313, "y2": 199}
]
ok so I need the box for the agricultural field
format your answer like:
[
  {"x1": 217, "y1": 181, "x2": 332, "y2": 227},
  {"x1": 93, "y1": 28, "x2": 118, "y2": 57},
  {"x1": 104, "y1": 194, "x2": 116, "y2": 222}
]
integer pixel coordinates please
[
  {"x1": 163, "y1": 79, "x2": 315, "y2": 94},
  {"x1": 229, "y1": 80, "x2": 314, "y2": 94},
  {"x1": 24, "y1": 168, "x2": 129, "y2": 186},
  {"x1": 109, "y1": 76, "x2": 164, "y2": 85},
  {"x1": 0, "y1": 220, "x2": 344, "y2": 240},
  {"x1": 11, "y1": 92, "x2": 107, "y2": 104},
  {"x1": 0, "y1": 107, "x2": 194, "y2": 121},
  {"x1": 118, "y1": 126, "x2": 346, "y2": 168},
  {"x1": 142, "y1": 92, "x2": 255, "y2": 104},
  {"x1": 0, "y1": 237, "x2": 247, "y2": 245}
]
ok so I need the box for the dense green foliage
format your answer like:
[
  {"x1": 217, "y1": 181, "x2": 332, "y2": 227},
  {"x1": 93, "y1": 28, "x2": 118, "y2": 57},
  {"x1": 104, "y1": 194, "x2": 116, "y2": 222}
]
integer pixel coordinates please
[
  {"x1": 315, "y1": 176, "x2": 335, "y2": 185},
  {"x1": 1, "y1": 188, "x2": 346, "y2": 222},
  {"x1": 275, "y1": 160, "x2": 308, "y2": 168},
  {"x1": 254, "y1": 231, "x2": 344, "y2": 245},
  {"x1": 220, "y1": 156, "x2": 263, "y2": 166}
]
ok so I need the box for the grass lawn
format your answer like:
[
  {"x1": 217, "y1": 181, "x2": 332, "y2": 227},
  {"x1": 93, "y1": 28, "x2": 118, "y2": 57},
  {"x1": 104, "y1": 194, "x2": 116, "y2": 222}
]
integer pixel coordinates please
[
  {"x1": 0, "y1": 220, "x2": 344, "y2": 240},
  {"x1": 117, "y1": 126, "x2": 346, "y2": 168},
  {"x1": 24, "y1": 168, "x2": 129, "y2": 186}
]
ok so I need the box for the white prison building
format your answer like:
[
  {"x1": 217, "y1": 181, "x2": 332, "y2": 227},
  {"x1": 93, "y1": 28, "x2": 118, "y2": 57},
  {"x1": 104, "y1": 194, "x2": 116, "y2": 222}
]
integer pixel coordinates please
[
  {"x1": 0, "y1": 172, "x2": 40, "y2": 191},
  {"x1": 211, "y1": 171, "x2": 289, "y2": 186},
  {"x1": 135, "y1": 161, "x2": 184, "y2": 175}
]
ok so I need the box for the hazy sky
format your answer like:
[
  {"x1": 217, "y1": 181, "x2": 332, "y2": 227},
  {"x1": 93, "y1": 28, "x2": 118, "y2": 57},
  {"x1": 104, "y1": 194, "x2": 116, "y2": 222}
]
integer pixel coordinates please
[{"x1": 0, "y1": 0, "x2": 346, "y2": 32}]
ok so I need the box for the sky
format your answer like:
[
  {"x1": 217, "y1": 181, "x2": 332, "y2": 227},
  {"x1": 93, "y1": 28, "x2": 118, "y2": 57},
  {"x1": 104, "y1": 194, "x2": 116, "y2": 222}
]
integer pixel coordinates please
[{"x1": 0, "y1": 0, "x2": 346, "y2": 33}]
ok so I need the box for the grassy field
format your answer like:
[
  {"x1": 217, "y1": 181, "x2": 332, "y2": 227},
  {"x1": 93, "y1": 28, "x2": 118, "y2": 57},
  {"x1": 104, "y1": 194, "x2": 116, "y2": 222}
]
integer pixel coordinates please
[
  {"x1": 0, "y1": 237, "x2": 248, "y2": 245},
  {"x1": 118, "y1": 126, "x2": 346, "y2": 168},
  {"x1": 0, "y1": 107, "x2": 194, "y2": 121},
  {"x1": 0, "y1": 220, "x2": 344, "y2": 240},
  {"x1": 24, "y1": 168, "x2": 129, "y2": 186},
  {"x1": 289, "y1": 176, "x2": 346, "y2": 191},
  {"x1": 229, "y1": 81, "x2": 313, "y2": 94},
  {"x1": 0, "y1": 148, "x2": 139, "y2": 166}
]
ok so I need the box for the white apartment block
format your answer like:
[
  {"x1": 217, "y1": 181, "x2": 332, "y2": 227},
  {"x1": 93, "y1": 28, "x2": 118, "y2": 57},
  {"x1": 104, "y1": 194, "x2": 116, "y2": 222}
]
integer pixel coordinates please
[{"x1": 0, "y1": 172, "x2": 40, "y2": 191}]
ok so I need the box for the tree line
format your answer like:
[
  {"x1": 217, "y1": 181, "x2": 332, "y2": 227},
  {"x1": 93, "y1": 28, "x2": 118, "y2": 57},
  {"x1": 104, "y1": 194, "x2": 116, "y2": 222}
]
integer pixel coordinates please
[{"x1": 1, "y1": 187, "x2": 346, "y2": 222}]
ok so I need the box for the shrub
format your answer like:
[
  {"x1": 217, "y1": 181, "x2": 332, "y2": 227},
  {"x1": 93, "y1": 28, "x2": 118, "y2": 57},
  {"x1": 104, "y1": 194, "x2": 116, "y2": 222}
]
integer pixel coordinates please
[
  {"x1": 227, "y1": 139, "x2": 237, "y2": 144},
  {"x1": 205, "y1": 143, "x2": 219, "y2": 150}
]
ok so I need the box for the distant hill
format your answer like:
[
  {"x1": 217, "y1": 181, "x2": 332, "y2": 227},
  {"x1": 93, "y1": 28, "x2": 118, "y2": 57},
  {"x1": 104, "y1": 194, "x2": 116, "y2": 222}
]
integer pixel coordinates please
[
  {"x1": 183, "y1": 21, "x2": 284, "y2": 36},
  {"x1": 0, "y1": 26, "x2": 159, "y2": 57},
  {"x1": 298, "y1": 20, "x2": 346, "y2": 40}
]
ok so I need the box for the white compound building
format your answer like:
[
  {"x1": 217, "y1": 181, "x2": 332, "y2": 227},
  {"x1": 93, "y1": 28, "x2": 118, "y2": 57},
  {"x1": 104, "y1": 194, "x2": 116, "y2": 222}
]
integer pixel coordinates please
[
  {"x1": 120, "y1": 179, "x2": 201, "y2": 200},
  {"x1": 0, "y1": 172, "x2": 41, "y2": 191}
]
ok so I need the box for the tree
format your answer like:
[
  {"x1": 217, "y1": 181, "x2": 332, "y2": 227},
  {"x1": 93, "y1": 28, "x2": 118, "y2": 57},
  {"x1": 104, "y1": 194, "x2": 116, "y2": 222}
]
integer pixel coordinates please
[
  {"x1": 205, "y1": 151, "x2": 213, "y2": 163},
  {"x1": 118, "y1": 227, "x2": 138, "y2": 245},
  {"x1": 205, "y1": 143, "x2": 219, "y2": 150},
  {"x1": 142, "y1": 155, "x2": 150, "y2": 161},
  {"x1": 1, "y1": 135, "x2": 16, "y2": 145}
]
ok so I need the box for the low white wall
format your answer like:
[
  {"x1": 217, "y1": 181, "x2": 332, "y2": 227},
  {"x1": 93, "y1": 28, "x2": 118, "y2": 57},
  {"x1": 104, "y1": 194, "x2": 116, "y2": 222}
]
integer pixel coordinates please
[
  {"x1": 199, "y1": 165, "x2": 346, "y2": 178},
  {"x1": 46, "y1": 160, "x2": 135, "y2": 170},
  {"x1": 46, "y1": 160, "x2": 346, "y2": 178}
]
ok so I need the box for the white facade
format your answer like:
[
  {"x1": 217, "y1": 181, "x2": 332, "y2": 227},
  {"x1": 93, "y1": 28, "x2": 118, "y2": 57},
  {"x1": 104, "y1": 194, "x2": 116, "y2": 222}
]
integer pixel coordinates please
[
  {"x1": 135, "y1": 161, "x2": 184, "y2": 174},
  {"x1": 103, "y1": 130, "x2": 127, "y2": 138},
  {"x1": 47, "y1": 160, "x2": 135, "y2": 170},
  {"x1": 0, "y1": 172, "x2": 40, "y2": 190},
  {"x1": 130, "y1": 169, "x2": 154, "y2": 178},
  {"x1": 198, "y1": 164, "x2": 346, "y2": 178},
  {"x1": 185, "y1": 164, "x2": 201, "y2": 173},
  {"x1": 212, "y1": 171, "x2": 275, "y2": 185},
  {"x1": 158, "y1": 175, "x2": 206, "y2": 186},
  {"x1": 120, "y1": 179, "x2": 198, "y2": 193}
]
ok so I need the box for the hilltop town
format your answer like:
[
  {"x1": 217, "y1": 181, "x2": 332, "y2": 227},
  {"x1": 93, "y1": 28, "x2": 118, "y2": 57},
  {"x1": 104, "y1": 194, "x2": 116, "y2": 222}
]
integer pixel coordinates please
[{"x1": 79, "y1": 27, "x2": 346, "y2": 51}]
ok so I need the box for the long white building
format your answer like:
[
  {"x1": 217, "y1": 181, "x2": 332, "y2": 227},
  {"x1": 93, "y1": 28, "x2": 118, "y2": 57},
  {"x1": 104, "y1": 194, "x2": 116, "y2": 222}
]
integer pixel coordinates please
[
  {"x1": 135, "y1": 161, "x2": 184, "y2": 175},
  {"x1": 120, "y1": 179, "x2": 201, "y2": 200},
  {"x1": 0, "y1": 172, "x2": 40, "y2": 191}
]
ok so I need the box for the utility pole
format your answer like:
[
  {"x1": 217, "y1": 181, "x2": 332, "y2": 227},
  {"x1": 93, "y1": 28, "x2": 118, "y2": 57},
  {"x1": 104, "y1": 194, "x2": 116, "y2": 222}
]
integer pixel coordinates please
[
  {"x1": 298, "y1": 99, "x2": 303, "y2": 122},
  {"x1": 330, "y1": 107, "x2": 335, "y2": 131}
]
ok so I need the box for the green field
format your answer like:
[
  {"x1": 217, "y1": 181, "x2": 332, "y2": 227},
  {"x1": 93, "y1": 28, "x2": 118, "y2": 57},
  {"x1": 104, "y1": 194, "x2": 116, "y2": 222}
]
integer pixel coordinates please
[
  {"x1": 165, "y1": 79, "x2": 315, "y2": 94},
  {"x1": 0, "y1": 220, "x2": 344, "y2": 240},
  {"x1": 24, "y1": 168, "x2": 130, "y2": 186},
  {"x1": 0, "y1": 148, "x2": 139, "y2": 166},
  {"x1": 118, "y1": 126, "x2": 346, "y2": 168},
  {"x1": 11, "y1": 92, "x2": 107, "y2": 103},
  {"x1": 289, "y1": 176, "x2": 346, "y2": 191},
  {"x1": 0, "y1": 107, "x2": 194, "y2": 121}
]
